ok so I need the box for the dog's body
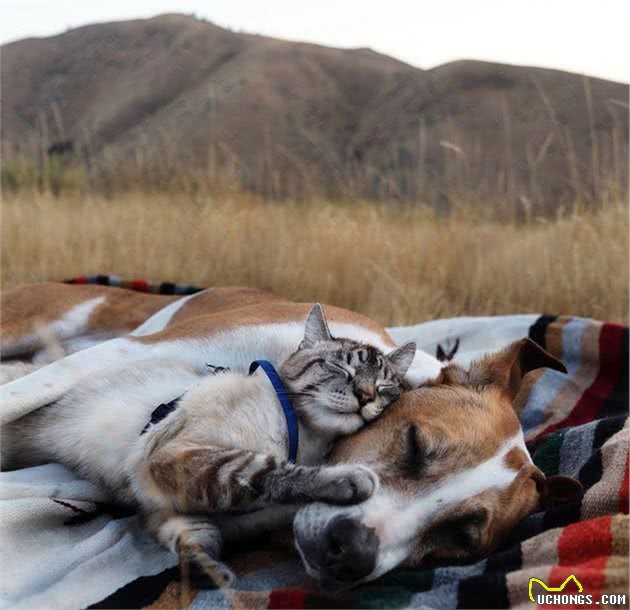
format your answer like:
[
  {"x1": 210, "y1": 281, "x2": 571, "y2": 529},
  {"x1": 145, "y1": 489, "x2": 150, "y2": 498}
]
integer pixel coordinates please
[
  {"x1": 1, "y1": 282, "x2": 574, "y2": 589},
  {"x1": 1, "y1": 284, "x2": 439, "y2": 425}
]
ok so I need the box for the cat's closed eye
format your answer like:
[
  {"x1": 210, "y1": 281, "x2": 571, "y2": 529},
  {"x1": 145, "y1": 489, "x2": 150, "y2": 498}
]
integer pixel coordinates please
[{"x1": 325, "y1": 361, "x2": 352, "y2": 381}]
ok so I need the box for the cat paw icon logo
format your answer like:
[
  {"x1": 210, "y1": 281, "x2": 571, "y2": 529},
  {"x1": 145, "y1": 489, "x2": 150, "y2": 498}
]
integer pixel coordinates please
[{"x1": 528, "y1": 574, "x2": 583, "y2": 604}]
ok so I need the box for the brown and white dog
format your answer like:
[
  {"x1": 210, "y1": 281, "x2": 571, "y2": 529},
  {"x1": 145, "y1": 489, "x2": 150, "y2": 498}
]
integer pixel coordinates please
[{"x1": 0, "y1": 282, "x2": 578, "y2": 589}]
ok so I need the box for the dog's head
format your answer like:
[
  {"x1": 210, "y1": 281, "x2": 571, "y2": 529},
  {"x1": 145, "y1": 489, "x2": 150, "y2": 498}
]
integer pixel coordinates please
[{"x1": 294, "y1": 338, "x2": 581, "y2": 589}]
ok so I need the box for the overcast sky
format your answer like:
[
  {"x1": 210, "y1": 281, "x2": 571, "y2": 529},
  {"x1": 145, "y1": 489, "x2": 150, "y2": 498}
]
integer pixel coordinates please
[{"x1": 1, "y1": 0, "x2": 628, "y2": 83}]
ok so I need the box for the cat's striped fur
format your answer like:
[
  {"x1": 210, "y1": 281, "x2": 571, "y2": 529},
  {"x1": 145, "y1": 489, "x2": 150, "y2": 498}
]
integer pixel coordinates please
[{"x1": 2, "y1": 304, "x2": 415, "y2": 584}]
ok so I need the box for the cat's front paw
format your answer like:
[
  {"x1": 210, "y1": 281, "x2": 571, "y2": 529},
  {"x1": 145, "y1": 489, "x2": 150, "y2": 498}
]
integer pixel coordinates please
[
  {"x1": 360, "y1": 403, "x2": 385, "y2": 422},
  {"x1": 335, "y1": 413, "x2": 365, "y2": 435},
  {"x1": 313, "y1": 464, "x2": 378, "y2": 505}
]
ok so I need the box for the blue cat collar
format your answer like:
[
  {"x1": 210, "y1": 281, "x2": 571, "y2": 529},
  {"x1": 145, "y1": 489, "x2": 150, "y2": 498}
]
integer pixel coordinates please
[{"x1": 249, "y1": 359, "x2": 299, "y2": 463}]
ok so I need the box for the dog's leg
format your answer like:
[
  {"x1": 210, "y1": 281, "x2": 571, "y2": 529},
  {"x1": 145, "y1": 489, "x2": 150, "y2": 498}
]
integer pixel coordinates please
[
  {"x1": 1, "y1": 283, "x2": 177, "y2": 361},
  {"x1": 0, "y1": 286, "x2": 203, "y2": 423}
]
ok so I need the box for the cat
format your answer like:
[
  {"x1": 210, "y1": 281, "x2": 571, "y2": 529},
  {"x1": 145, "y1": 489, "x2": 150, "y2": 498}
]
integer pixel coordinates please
[{"x1": 2, "y1": 304, "x2": 416, "y2": 585}]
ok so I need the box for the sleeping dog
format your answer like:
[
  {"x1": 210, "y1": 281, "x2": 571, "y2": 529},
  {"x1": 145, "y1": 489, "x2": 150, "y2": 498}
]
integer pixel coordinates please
[{"x1": 1, "y1": 283, "x2": 580, "y2": 588}]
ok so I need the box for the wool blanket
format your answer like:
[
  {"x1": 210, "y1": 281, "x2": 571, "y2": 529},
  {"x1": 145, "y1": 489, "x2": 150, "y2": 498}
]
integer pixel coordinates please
[{"x1": 1, "y1": 281, "x2": 627, "y2": 609}]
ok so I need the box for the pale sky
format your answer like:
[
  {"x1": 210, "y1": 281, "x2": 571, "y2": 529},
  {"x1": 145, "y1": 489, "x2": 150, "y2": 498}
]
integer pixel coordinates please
[{"x1": 1, "y1": 0, "x2": 628, "y2": 83}]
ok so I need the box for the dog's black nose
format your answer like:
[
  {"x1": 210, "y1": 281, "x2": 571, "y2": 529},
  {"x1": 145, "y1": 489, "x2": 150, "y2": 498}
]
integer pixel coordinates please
[{"x1": 322, "y1": 516, "x2": 378, "y2": 582}]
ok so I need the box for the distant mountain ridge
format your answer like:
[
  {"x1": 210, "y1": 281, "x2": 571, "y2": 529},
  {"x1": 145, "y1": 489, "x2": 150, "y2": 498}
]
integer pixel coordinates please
[{"x1": 2, "y1": 13, "x2": 628, "y2": 206}]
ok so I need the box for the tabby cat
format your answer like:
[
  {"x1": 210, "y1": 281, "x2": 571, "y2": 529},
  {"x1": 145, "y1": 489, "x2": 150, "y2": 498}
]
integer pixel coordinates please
[{"x1": 2, "y1": 304, "x2": 415, "y2": 584}]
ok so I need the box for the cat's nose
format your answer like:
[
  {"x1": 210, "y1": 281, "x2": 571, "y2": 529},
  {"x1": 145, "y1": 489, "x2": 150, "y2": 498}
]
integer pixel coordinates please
[{"x1": 354, "y1": 386, "x2": 375, "y2": 406}]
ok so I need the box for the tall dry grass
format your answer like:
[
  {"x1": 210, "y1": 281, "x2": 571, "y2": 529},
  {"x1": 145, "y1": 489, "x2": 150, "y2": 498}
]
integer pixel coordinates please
[
  {"x1": 3, "y1": 75, "x2": 627, "y2": 210},
  {"x1": 1, "y1": 192, "x2": 627, "y2": 325}
]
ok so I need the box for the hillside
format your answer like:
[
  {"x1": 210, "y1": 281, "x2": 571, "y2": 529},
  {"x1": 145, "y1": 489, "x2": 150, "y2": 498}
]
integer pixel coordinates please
[{"x1": 2, "y1": 13, "x2": 628, "y2": 206}]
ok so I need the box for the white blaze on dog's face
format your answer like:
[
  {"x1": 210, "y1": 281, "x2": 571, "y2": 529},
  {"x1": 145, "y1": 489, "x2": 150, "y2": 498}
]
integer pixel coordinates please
[{"x1": 294, "y1": 338, "x2": 578, "y2": 589}]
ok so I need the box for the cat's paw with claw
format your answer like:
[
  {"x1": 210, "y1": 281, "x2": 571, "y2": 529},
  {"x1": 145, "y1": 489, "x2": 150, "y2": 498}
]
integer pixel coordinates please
[{"x1": 312, "y1": 464, "x2": 378, "y2": 505}]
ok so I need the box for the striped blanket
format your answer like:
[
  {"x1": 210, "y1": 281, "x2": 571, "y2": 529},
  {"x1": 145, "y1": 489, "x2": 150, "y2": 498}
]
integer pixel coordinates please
[{"x1": 2, "y1": 294, "x2": 628, "y2": 609}]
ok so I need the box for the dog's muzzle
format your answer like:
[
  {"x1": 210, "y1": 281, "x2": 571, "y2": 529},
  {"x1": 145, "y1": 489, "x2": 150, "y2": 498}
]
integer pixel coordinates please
[
  {"x1": 294, "y1": 507, "x2": 379, "y2": 588},
  {"x1": 323, "y1": 516, "x2": 378, "y2": 582}
]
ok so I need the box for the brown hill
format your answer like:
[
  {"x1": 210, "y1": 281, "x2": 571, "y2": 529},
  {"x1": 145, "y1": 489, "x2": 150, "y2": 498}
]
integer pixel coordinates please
[{"x1": 2, "y1": 13, "x2": 627, "y2": 207}]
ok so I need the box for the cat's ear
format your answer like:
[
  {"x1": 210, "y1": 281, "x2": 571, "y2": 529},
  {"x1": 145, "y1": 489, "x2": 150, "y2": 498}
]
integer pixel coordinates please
[
  {"x1": 300, "y1": 303, "x2": 333, "y2": 349},
  {"x1": 386, "y1": 342, "x2": 416, "y2": 377}
]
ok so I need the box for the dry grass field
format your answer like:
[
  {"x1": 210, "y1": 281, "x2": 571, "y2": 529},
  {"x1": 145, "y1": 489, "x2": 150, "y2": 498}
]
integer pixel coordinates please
[{"x1": 1, "y1": 192, "x2": 627, "y2": 326}]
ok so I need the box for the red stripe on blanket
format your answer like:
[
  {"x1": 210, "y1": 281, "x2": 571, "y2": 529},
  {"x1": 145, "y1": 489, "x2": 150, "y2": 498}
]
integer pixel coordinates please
[
  {"x1": 540, "y1": 517, "x2": 612, "y2": 609},
  {"x1": 535, "y1": 323, "x2": 624, "y2": 440},
  {"x1": 72, "y1": 276, "x2": 89, "y2": 284},
  {"x1": 268, "y1": 589, "x2": 306, "y2": 609},
  {"x1": 620, "y1": 455, "x2": 629, "y2": 514},
  {"x1": 131, "y1": 279, "x2": 149, "y2": 292}
]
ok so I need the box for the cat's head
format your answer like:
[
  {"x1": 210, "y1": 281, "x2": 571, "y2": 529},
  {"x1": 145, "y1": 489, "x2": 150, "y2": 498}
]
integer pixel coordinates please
[{"x1": 281, "y1": 304, "x2": 416, "y2": 426}]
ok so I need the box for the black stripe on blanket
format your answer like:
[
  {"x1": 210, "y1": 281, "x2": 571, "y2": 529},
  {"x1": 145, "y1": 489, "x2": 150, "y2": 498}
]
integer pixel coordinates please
[
  {"x1": 578, "y1": 415, "x2": 627, "y2": 490},
  {"x1": 599, "y1": 327, "x2": 629, "y2": 420},
  {"x1": 159, "y1": 282, "x2": 176, "y2": 295},
  {"x1": 88, "y1": 567, "x2": 178, "y2": 609},
  {"x1": 483, "y1": 544, "x2": 522, "y2": 575},
  {"x1": 457, "y1": 572, "x2": 509, "y2": 608}
]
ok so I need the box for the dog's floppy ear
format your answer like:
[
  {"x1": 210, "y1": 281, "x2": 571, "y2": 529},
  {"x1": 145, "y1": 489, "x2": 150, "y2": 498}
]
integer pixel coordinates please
[
  {"x1": 535, "y1": 474, "x2": 584, "y2": 509},
  {"x1": 300, "y1": 303, "x2": 333, "y2": 349},
  {"x1": 467, "y1": 337, "x2": 567, "y2": 401}
]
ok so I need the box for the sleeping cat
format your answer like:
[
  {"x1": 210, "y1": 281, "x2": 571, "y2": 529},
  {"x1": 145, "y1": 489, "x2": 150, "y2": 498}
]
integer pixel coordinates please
[{"x1": 2, "y1": 304, "x2": 415, "y2": 584}]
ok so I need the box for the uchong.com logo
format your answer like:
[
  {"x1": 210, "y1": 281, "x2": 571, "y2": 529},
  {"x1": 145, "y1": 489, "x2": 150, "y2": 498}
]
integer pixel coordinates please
[{"x1": 528, "y1": 574, "x2": 628, "y2": 607}]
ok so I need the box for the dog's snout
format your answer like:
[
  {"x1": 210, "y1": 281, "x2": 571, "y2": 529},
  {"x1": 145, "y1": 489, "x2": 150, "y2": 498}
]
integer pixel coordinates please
[
  {"x1": 323, "y1": 516, "x2": 378, "y2": 582},
  {"x1": 354, "y1": 385, "x2": 375, "y2": 407}
]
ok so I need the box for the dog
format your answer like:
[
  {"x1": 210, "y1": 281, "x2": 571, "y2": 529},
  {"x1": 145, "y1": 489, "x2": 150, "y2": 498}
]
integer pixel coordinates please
[{"x1": 1, "y1": 282, "x2": 579, "y2": 588}]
